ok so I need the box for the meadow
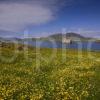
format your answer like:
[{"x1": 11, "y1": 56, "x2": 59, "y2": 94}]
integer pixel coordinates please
[{"x1": 0, "y1": 43, "x2": 100, "y2": 100}]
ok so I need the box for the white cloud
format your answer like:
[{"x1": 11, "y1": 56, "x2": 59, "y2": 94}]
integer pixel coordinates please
[
  {"x1": 0, "y1": 3, "x2": 54, "y2": 31},
  {"x1": 0, "y1": 0, "x2": 71, "y2": 32}
]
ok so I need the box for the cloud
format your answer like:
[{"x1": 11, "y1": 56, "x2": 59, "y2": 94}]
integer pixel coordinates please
[
  {"x1": 0, "y1": 0, "x2": 70, "y2": 32},
  {"x1": 0, "y1": 2, "x2": 55, "y2": 31}
]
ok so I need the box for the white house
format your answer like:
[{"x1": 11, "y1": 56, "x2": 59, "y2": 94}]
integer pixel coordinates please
[{"x1": 62, "y1": 38, "x2": 71, "y2": 44}]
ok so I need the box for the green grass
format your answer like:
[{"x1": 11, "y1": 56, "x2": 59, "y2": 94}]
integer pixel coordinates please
[{"x1": 0, "y1": 43, "x2": 100, "y2": 100}]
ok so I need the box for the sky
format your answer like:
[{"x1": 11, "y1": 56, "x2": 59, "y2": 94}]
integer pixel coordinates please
[{"x1": 0, "y1": 0, "x2": 100, "y2": 38}]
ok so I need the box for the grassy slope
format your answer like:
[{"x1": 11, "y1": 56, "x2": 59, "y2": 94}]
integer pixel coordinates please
[{"x1": 0, "y1": 43, "x2": 100, "y2": 100}]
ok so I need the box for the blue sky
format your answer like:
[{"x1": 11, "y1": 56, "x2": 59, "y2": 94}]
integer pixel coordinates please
[{"x1": 0, "y1": 0, "x2": 100, "y2": 38}]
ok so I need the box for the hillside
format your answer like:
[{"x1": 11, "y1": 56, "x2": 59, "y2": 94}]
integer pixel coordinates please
[
  {"x1": 49, "y1": 32, "x2": 85, "y2": 39},
  {"x1": 27, "y1": 32, "x2": 87, "y2": 43},
  {"x1": 47, "y1": 32, "x2": 86, "y2": 42},
  {"x1": 0, "y1": 42, "x2": 100, "y2": 99},
  {"x1": 0, "y1": 30, "x2": 18, "y2": 38},
  {"x1": 0, "y1": 33, "x2": 100, "y2": 46}
]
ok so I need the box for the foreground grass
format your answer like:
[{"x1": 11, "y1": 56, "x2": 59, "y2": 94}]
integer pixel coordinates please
[{"x1": 0, "y1": 43, "x2": 100, "y2": 100}]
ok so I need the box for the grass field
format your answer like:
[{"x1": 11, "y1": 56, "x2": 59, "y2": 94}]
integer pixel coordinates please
[{"x1": 0, "y1": 43, "x2": 100, "y2": 100}]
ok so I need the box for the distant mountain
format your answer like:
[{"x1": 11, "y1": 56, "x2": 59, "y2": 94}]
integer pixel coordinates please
[
  {"x1": 66, "y1": 33, "x2": 85, "y2": 39},
  {"x1": 48, "y1": 32, "x2": 85, "y2": 41},
  {"x1": 0, "y1": 30, "x2": 16, "y2": 37},
  {"x1": 36, "y1": 32, "x2": 87, "y2": 43},
  {"x1": 0, "y1": 37, "x2": 22, "y2": 43},
  {"x1": 22, "y1": 32, "x2": 93, "y2": 43},
  {"x1": 0, "y1": 31, "x2": 99, "y2": 43},
  {"x1": 0, "y1": 30, "x2": 23, "y2": 39},
  {"x1": 0, "y1": 30, "x2": 23, "y2": 43}
]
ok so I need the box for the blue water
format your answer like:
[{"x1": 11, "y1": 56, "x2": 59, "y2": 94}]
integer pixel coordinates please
[{"x1": 24, "y1": 40, "x2": 100, "y2": 51}]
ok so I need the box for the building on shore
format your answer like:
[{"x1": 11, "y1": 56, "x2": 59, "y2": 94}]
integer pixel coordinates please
[{"x1": 62, "y1": 38, "x2": 72, "y2": 44}]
